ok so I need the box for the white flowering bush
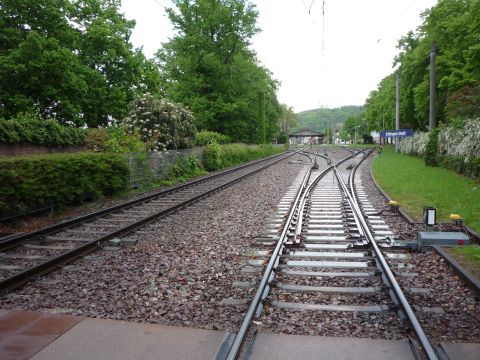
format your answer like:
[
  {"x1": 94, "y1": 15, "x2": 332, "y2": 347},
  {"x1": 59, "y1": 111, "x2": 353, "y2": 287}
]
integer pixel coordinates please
[
  {"x1": 397, "y1": 118, "x2": 480, "y2": 179},
  {"x1": 122, "y1": 94, "x2": 196, "y2": 151},
  {"x1": 438, "y1": 118, "x2": 480, "y2": 160},
  {"x1": 398, "y1": 131, "x2": 429, "y2": 156},
  {"x1": 398, "y1": 118, "x2": 480, "y2": 161}
]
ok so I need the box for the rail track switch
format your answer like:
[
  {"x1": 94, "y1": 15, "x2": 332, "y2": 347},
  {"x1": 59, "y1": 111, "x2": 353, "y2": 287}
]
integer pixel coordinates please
[{"x1": 417, "y1": 232, "x2": 470, "y2": 248}]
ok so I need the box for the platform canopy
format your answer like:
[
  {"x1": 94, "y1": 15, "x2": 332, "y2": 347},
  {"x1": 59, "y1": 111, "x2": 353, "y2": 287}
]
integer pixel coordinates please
[
  {"x1": 288, "y1": 128, "x2": 324, "y2": 144},
  {"x1": 288, "y1": 128, "x2": 324, "y2": 138}
]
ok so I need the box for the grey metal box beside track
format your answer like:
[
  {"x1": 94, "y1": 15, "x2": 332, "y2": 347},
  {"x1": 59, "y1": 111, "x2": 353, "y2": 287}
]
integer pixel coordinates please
[{"x1": 417, "y1": 232, "x2": 470, "y2": 247}]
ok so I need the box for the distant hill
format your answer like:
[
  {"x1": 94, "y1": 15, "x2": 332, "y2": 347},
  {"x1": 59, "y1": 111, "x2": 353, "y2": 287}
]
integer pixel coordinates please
[{"x1": 293, "y1": 105, "x2": 364, "y2": 133}]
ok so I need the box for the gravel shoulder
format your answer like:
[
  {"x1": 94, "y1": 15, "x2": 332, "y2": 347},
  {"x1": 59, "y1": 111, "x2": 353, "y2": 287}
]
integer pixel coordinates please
[
  {"x1": 0, "y1": 157, "x2": 305, "y2": 332},
  {"x1": 359, "y1": 153, "x2": 480, "y2": 343}
]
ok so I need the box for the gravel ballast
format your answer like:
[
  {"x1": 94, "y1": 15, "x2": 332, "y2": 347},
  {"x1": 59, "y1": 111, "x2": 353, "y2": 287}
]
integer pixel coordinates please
[
  {"x1": 0, "y1": 157, "x2": 306, "y2": 332},
  {"x1": 1, "y1": 148, "x2": 478, "y2": 345}
]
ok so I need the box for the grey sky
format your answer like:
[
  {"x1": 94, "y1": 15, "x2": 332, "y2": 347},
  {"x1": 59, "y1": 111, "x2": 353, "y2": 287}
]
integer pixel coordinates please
[{"x1": 120, "y1": 0, "x2": 437, "y2": 112}]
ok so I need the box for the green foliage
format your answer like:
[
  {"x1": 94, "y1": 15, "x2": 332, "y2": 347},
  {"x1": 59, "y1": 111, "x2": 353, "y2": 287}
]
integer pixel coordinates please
[
  {"x1": 440, "y1": 155, "x2": 480, "y2": 180},
  {"x1": 425, "y1": 128, "x2": 440, "y2": 166},
  {"x1": 0, "y1": 0, "x2": 160, "y2": 126},
  {"x1": 122, "y1": 94, "x2": 196, "y2": 151},
  {"x1": 202, "y1": 143, "x2": 283, "y2": 171},
  {"x1": 0, "y1": 152, "x2": 129, "y2": 216},
  {"x1": 86, "y1": 127, "x2": 146, "y2": 153},
  {"x1": 195, "y1": 130, "x2": 231, "y2": 145},
  {"x1": 277, "y1": 131, "x2": 289, "y2": 144},
  {"x1": 362, "y1": 134, "x2": 374, "y2": 144},
  {"x1": 202, "y1": 142, "x2": 223, "y2": 171},
  {"x1": 161, "y1": 155, "x2": 207, "y2": 185},
  {"x1": 0, "y1": 112, "x2": 86, "y2": 146},
  {"x1": 278, "y1": 104, "x2": 298, "y2": 134},
  {"x1": 364, "y1": 0, "x2": 480, "y2": 130},
  {"x1": 156, "y1": 0, "x2": 282, "y2": 143},
  {"x1": 294, "y1": 106, "x2": 364, "y2": 133}
]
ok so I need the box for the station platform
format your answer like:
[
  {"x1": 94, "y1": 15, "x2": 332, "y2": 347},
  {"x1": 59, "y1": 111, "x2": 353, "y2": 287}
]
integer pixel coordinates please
[{"x1": 1, "y1": 310, "x2": 479, "y2": 360}]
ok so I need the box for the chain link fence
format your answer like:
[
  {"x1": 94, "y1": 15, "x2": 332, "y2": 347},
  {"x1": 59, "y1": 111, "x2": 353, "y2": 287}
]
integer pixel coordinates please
[{"x1": 123, "y1": 148, "x2": 203, "y2": 189}]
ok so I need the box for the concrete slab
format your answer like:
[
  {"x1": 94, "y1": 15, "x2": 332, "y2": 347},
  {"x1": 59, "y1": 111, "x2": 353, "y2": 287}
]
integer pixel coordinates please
[
  {"x1": 0, "y1": 310, "x2": 83, "y2": 360},
  {"x1": 31, "y1": 317, "x2": 226, "y2": 360},
  {"x1": 249, "y1": 333, "x2": 415, "y2": 360},
  {"x1": 441, "y1": 342, "x2": 480, "y2": 360}
]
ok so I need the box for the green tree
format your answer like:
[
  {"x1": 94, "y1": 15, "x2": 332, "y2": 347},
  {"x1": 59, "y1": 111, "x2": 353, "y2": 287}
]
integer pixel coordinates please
[
  {"x1": 0, "y1": 0, "x2": 160, "y2": 127},
  {"x1": 157, "y1": 0, "x2": 281, "y2": 143},
  {"x1": 364, "y1": 0, "x2": 480, "y2": 130}
]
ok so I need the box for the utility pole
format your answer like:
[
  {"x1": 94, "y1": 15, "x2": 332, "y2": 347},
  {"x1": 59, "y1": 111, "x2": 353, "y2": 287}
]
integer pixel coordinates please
[
  {"x1": 429, "y1": 42, "x2": 437, "y2": 131},
  {"x1": 354, "y1": 117, "x2": 357, "y2": 144},
  {"x1": 395, "y1": 74, "x2": 400, "y2": 151},
  {"x1": 382, "y1": 110, "x2": 385, "y2": 145},
  {"x1": 331, "y1": 109, "x2": 335, "y2": 144}
]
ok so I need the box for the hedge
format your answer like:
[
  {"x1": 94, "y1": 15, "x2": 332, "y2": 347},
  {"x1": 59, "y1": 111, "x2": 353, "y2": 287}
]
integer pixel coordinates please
[
  {"x1": 202, "y1": 143, "x2": 284, "y2": 171},
  {"x1": 439, "y1": 155, "x2": 480, "y2": 180},
  {"x1": 425, "y1": 128, "x2": 440, "y2": 167},
  {"x1": 194, "y1": 130, "x2": 231, "y2": 146},
  {"x1": 0, "y1": 153, "x2": 129, "y2": 217},
  {"x1": 0, "y1": 114, "x2": 86, "y2": 146}
]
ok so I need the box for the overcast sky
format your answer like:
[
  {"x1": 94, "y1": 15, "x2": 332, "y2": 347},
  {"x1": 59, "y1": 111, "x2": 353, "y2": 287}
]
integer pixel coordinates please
[{"x1": 120, "y1": 0, "x2": 438, "y2": 112}]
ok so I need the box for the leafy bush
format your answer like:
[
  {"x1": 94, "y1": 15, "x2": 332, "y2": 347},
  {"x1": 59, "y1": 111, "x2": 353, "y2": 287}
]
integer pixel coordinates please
[
  {"x1": 464, "y1": 157, "x2": 480, "y2": 180},
  {"x1": 122, "y1": 94, "x2": 196, "y2": 151},
  {"x1": 439, "y1": 155, "x2": 480, "y2": 181},
  {"x1": 0, "y1": 112, "x2": 86, "y2": 146},
  {"x1": 85, "y1": 128, "x2": 108, "y2": 151},
  {"x1": 194, "y1": 130, "x2": 231, "y2": 145},
  {"x1": 86, "y1": 127, "x2": 145, "y2": 153},
  {"x1": 161, "y1": 155, "x2": 206, "y2": 184},
  {"x1": 202, "y1": 143, "x2": 284, "y2": 171},
  {"x1": 425, "y1": 128, "x2": 439, "y2": 167},
  {"x1": 0, "y1": 153, "x2": 129, "y2": 216},
  {"x1": 277, "y1": 131, "x2": 289, "y2": 144},
  {"x1": 362, "y1": 134, "x2": 374, "y2": 144},
  {"x1": 202, "y1": 142, "x2": 223, "y2": 171}
]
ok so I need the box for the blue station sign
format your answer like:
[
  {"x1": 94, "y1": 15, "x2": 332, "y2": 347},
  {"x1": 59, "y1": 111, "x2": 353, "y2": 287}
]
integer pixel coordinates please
[{"x1": 380, "y1": 129, "x2": 414, "y2": 138}]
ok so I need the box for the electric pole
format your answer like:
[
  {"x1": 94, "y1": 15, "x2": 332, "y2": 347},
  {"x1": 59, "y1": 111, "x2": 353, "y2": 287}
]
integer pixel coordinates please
[
  {"x1": 395, "y1": 74, "x2": 400, "y2": 150},
  {"x1": 331, "y1": 109, "x2": 335, "y2": 144},
  {"x1": 382, "y1": 110, "x2": 385, "y2": 145},
  {"x1": 429, "y1": 42, "x2": 437, "y2": 131}
]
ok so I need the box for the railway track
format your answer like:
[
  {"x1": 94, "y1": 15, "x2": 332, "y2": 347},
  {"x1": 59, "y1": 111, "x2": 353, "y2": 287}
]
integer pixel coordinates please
[
  {"x1": 0, "y1": 151, "x2": 293, "y2": 293},
  {"x1": 222, "y1": 148, "x2": 439, "y2": 360}
]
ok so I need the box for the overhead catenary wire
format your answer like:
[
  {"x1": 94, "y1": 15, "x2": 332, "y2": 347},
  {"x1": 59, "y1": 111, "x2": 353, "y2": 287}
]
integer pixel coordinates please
[{"x1": 151, "y1": 0, "x2": 167, "y2": 10}]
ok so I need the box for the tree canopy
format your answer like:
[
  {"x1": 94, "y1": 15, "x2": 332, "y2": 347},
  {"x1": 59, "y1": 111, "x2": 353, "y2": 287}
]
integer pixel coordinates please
[
  {"x1": 0, "y1": 0, "x2": 160, "y2": 127},
  {"x1": 294, "y1": 106, "x2": 364, "y2": 133},
  {"x1": 156, "y1": 0, "x2": 282, "y2": 143},
  {"x1": 364, "y1": 0, "x2": 480, "y2": 131}
]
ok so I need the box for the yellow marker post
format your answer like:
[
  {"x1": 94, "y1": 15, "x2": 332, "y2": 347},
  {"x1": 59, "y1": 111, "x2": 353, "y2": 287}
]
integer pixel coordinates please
[{"x1": 449, "y1": 214, "x2": 463, "y2": 225}]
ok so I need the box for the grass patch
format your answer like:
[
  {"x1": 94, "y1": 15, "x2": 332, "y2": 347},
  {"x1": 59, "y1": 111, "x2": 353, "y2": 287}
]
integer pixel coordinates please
[
  {"x1": 372, "y1": 145, "x2": 480, "y2": 232},
  {"x1": 448, "y1": 246, "x2": 480, "y2": 280}
]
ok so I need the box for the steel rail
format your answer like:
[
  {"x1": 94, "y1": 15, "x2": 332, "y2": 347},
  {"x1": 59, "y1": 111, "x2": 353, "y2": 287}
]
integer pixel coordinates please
[
  {"x1": 0, "y1": 151, "x2": 292, "y2": 250},
  {"x1": 225, "y1": 155, "x2": 315, "y2": 360},
  {"x1": 333, "y1": 152, "x2": 438, "y2": 360},
  {"x1": 225, "y1": 150, "x2": 358, "y2": 360},
  {"x1": 0, "y1": 152, "x2": 293, "y2": 293}
]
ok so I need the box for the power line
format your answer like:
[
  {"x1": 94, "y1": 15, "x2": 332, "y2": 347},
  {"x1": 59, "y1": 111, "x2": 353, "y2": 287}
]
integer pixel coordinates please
[
  {"x1": 376, "y1": 0, "x2": 419, "y2": 44},
  {"x1": 299, "y1": 0, "x2": 316, "y2": 24},
  {"x1": 151, "y1": 0, "x2": 167, "y2": 10}
]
